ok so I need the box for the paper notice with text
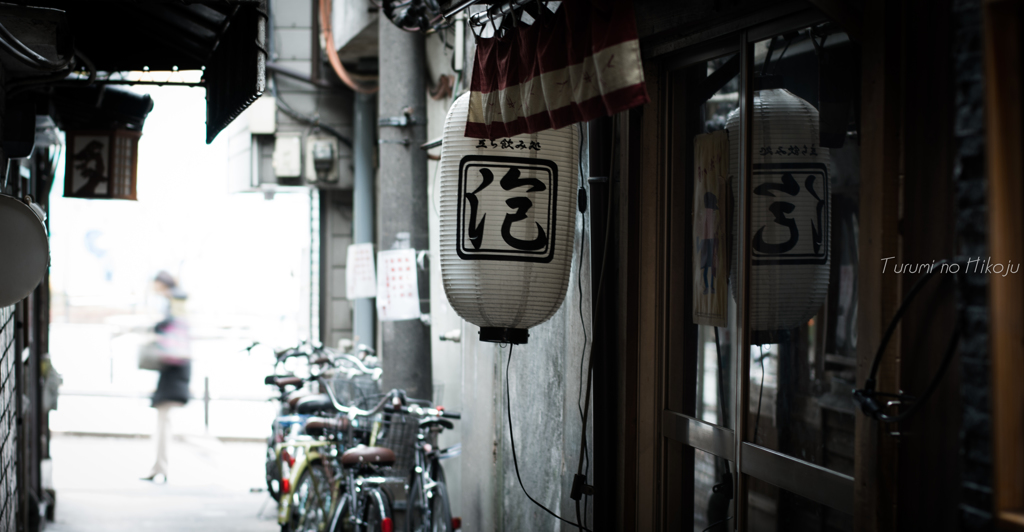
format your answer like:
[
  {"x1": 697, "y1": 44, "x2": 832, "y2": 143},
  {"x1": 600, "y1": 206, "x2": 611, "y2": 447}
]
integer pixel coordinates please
[
  {"x1": 346, "y1": 243, "x2": 377, "y2": 300},
  {"x1": 376, "y1": 249, "x2": 421, "y2": 321}
]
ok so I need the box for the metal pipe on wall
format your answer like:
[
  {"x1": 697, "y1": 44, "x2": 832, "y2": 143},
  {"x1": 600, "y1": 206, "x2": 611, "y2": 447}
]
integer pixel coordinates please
[{"x1": 353, "y1": 92, "x2": 376, "y2": 347}]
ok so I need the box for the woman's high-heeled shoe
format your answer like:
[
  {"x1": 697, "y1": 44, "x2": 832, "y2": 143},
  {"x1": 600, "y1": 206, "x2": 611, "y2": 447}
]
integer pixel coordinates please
[{"x1": 140, "y1": 473, "x2": 167, "y2": 483}]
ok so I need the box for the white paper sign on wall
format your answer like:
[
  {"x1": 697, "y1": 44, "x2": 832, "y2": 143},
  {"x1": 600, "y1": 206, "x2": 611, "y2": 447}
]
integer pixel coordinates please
[
  {"x1": 346, "y1": 243, "x2": 377, "y2": 300},
  {"x1": 376, "y1": 249, "x2": 421, "y2": 321}
]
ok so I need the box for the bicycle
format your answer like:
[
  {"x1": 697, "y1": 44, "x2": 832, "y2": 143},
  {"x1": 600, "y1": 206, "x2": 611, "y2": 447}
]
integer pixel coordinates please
[
  {"x1": 318, "y1": 386, "x2": 412, "y2": 532},
  {"x1": 272, "y1": 349, "x2": 388, "y2": 532},
  {"x1": 263, "y1": 342, "x2": 323, "y2": 501},
  {"x1": 387, "y1": 402, "x2": 462, "y2": 532},
  {"x1": 279, "y1": 377, "x2": 418, "y2": 532}
]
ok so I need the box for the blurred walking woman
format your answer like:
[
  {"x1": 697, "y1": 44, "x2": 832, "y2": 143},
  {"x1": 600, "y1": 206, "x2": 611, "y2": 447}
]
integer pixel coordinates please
[{"x1": 142, "y1": 271, "x2": 192, "y2": 482}]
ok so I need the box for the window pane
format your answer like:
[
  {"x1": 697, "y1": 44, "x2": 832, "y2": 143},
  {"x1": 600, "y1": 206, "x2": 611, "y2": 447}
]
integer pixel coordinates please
[
  {"x1": 748, "y1": 479, "x2": 853, "y2": 532},
  {"x1": 693, "y1": 447, "x2": 733, "y2": 532},
  {"x1": 735, "y1": 28, "x2": 859, "y2": 476},
  {"x1": 694, "y1": 55, "x2": 740, "y2": 429}
]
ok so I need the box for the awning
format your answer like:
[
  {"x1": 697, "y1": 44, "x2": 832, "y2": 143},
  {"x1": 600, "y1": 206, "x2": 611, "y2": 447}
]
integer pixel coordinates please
[
  {"x1": 465, "y1": 0, "x2": 649, "y2": 139},
  {"x1": 15, "y1": 1, "x2": 267, "y2": 143}
]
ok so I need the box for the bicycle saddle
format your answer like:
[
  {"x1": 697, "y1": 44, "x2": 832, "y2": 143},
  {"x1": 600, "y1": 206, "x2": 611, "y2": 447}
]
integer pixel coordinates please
[
  {"x1": 340, "y1": 445, "x2": 395, "y2": 467},
  {"x1": 304, "y1": 416, "x2": 349, "y2": 436},
  {"x1": 295, "y1": 394, "x2": 335, "y2": 414},
  {"x1": 286, "y1": 389, "x2": 312, "y2": 409}
]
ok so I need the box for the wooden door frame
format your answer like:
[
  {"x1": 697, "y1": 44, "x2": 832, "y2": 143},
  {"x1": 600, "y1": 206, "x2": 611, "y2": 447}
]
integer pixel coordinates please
[{"x1": 854, "y1": 0, "x2": 903, "y2": 529}]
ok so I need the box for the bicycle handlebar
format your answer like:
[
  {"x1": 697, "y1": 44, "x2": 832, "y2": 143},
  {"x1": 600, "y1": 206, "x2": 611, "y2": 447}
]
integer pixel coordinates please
[
  {"x1": 317, "y1": 377, "x2": 398, "y2": 420},
  {"x1": 337, "y1": 353, "x2": 381, "y2": 378},
  {"x1": 265, "y1": 375, "x2": 304, "y2": 388}
]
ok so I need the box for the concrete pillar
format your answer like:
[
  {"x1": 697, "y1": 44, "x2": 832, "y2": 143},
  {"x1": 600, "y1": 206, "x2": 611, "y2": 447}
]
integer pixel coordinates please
[{"x1": 377, "y1": 20, "x2": 432, "y2": 400}]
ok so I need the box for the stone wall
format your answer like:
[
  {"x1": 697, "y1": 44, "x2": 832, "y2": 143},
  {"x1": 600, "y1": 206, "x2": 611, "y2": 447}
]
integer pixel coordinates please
[{"x1": 952, "y1": 0, "x2": 993, "y2": 528}]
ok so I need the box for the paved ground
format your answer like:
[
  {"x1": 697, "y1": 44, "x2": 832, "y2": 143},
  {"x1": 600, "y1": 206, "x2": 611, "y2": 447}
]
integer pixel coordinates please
[{"x1": 46, "y1": 434, "x2": 279, "y2": 532}]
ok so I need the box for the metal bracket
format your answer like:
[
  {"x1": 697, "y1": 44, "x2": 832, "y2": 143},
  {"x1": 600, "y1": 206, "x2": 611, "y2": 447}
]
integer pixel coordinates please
[
  {"x1": 378, "y1": 139, "x2": 410, "y2": 146},
  {"x1": 379, "y1": 106, "x2": 417, "y2": 127}
]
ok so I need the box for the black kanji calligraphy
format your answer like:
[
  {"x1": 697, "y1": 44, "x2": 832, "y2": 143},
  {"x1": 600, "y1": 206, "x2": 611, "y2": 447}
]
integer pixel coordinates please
[
  {"x1": 752, "y1": 172, "x2": 800, "y2": 254},
  {"x1": 499, "y1": 167, "x2": 548, "y2": 251},
  {"x1": 805, "y1": 174, "x2": 825, "y2": 254},
  {"x1": 464, "y1": 168, "x2": 495, "y2": 250}
]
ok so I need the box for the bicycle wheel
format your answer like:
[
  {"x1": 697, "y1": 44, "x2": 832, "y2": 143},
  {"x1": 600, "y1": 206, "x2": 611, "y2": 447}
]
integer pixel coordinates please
[
  {"x1": 428, "y1": 462, "x2": 452, "y2": 532},
  {"x1": 407, "y1": 463, "x2": 452, "y2": 532},
  {"x1": 266, "y1": 439, "x2": 281, "y2": 501},
  {"x1": 290, "y1": 463, "x2": 334, "y2": 532},
  {"x1": 406, "y1": 471, "x2": 429, "y2": 532},
  {"x1": 360, "y1": 487, "x2": 393, "y2": 532},
  {"x1": 331, "y1": 494, "x2": 355, "y2": 532}
]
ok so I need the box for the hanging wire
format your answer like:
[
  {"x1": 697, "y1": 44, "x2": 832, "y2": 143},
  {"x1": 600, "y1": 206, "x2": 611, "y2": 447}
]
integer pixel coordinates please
[
  {"x1": 570, "y1": 119, "x2": 616, "y2": 529},
  {"x1": 853, "y1": 260, "x2": 965, "y2": 424},
  {"x1": 0, "y1": 20, "x2": 72, "y2": 72},
  {"x1": 572, "y1": 123, "x2": 594, "y2": 529},
  {"x1": 267, "y1": 2, "x2": 353, "y2": 147},
  {"x1": 505, "y1": 344, "x2": 592, "y2": 531},
  {"x1": 8, "y1": 50, "x2": 96, "y2": 98}
]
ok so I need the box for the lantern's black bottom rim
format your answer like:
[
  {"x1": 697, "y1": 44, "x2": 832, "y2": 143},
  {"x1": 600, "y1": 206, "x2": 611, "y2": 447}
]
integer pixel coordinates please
[{"x1": 479, "y1": 327, "x2": 529, "y2": 345}]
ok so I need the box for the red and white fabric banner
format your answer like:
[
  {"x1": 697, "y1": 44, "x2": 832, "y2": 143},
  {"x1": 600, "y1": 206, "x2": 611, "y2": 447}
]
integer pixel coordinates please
[{"x1": 465, "y1": 0, "x2": 649, "y2": 139}]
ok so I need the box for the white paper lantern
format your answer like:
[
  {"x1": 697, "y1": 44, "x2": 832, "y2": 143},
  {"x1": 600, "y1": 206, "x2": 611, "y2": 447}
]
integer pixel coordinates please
[
  {"x1": 0, "y1": 195, "x2": 49, "y2": 307},
  {"x1": 439, "y1": 93, "x2": 578, "y2": 344},
  {"x1": 727, "y1": 88, "x2": 831, "y2": 332}
]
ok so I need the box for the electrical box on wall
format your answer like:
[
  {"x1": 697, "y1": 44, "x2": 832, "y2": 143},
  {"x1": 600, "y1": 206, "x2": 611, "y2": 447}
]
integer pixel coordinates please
[
  {"x1": 305, "y1": 134, "x2": 353, "y2": 189},
  {"x1": 272, "y1": 133, "x2": 303, "y2": 179},
  {"x1": 305, "y1": 136, "x2": 338, "y2": 184}
]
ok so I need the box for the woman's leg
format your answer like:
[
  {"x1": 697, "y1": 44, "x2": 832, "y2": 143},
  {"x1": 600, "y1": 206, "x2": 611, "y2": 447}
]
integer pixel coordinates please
[{"x1": 149, "y1": 402, "x2": 173, "y2": 478}]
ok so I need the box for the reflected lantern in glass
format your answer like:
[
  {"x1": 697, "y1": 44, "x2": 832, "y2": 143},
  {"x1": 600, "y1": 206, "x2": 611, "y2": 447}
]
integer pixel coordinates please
[{"x1": 727, "y1": 88, "x2": 832, "y2": 332}]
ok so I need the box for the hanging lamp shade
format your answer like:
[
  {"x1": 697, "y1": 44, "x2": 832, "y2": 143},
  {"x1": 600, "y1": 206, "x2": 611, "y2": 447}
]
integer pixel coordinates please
[
  {"x1": 727, "y1": 88, "x2": 831, "y2": 332},
  {"x1": 0, "y1": 195, "x2": 49, "y2": 307},
  {"x1": 439, "y1": 93, "x2": 578, "y2": 344}
]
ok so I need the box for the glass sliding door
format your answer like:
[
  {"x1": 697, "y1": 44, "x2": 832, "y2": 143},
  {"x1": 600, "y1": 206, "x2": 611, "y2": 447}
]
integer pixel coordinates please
[{"x1": 664, "y1": 14, "x2": 861, "y2": 531}]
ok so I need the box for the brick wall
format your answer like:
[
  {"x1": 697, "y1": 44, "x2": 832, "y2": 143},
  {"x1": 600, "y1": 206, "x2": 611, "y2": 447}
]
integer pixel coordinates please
[{"x1": 952, "y1": 0, "x2": 994, "y2": 528}]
